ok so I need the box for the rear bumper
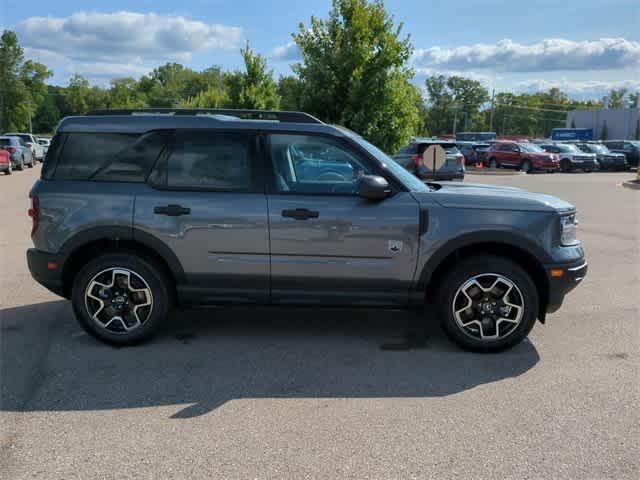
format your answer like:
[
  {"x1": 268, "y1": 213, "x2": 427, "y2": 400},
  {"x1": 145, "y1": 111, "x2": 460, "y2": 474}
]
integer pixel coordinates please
[
  {"x1": 544, "y1": 259, "x2": 588, "y2": 313},
  {"x1": 27, "y1": 248, "x2": 66, "y2": 297}
]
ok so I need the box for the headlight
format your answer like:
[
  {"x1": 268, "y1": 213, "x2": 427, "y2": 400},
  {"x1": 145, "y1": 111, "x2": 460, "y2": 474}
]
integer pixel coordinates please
[{"x1": 560, "y1": 213, "x2": 579, "y2": 246}]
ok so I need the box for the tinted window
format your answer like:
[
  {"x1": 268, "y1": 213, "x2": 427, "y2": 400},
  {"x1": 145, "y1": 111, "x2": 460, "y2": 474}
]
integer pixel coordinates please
[
  {"x1": 165, "y1": 131, "x2": 252, "y2": 191},
  {"x1": 0, "y1": 139, "x2": 10, "y2": 146},
  {"x1": 53, "y1": 133, "x2": 164, "y2": 182},
  {"x1": 270, "y1": 134, "x2": 372, "y2": 195},
  {"x1": 54, "y1": 134, "x2": 138, "y2": 180},
  {"x1": 93, "y1": 132, "x2": 167, "y2": 182}
]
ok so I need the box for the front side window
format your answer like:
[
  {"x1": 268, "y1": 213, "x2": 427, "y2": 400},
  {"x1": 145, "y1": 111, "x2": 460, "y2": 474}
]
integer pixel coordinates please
[
  {"x1": 269, "y1": 134, "x2": 372, "y2": 195},
  {"x1": 165, "y1": 131, "x2": 252, "y2": 191}
]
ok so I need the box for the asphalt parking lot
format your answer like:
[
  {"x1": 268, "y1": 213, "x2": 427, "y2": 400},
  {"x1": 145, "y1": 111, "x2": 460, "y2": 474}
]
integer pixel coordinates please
[{"x1": 1, "y1": 166, "x2": 638, "y2": 479}]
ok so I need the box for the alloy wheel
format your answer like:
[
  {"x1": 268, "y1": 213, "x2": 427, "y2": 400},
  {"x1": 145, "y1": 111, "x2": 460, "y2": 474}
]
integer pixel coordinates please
[
  {"x1": 452, "y1": 273, "x2": 524, "y2": 341},
  {"x1": 84, "y1": 267, "x2": 153, "y2": 333}
]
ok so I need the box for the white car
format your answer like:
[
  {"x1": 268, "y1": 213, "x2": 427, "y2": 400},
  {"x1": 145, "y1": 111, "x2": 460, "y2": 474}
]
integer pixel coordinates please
[
  {"x1": 3, "y1": 132, "x2": 46, "y2": 161},
  {"x1": 37, "y1": 137, "x2": 51, "y2": 155}
]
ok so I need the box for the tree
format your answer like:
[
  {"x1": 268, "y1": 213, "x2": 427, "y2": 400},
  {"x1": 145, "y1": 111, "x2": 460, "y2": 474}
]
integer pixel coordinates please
[
  {"x1": 424, "y1": 75, "x2": 489, "y2": 135},
  {"x1": 608, "y1": 88, "x2": 627, "y2": 109},
  {"x1": 629, "y1": 92, "x2": 639, "y2": 109},
  {"x1": 226, "y1": 43, "x2": 280, "y2": 110},
  {"x1": 33, "y1": 94, "x2": 60, "y2": 133},
  {"x1": 181, "y1": 84, "x2": 228, "y2": 108},
  {"x1": 277, "y1": 76, "x2": 304, "y2": 111},
  {"x1": 108, "y1": 78, "x2": 147, "y2": 109},
  {"x1": 292, "y1": 0, "x2": 419, "y2": 152},
  {"x1": 600, "y1": 120, "x2": 608, "y2": 141},
  {"x1": 65, "y1": 74, "x2": 91, "y2": 114}
]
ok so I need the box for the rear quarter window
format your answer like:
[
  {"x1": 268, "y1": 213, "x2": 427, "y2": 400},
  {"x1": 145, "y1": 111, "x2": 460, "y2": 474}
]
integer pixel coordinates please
[{"x1": 52, "y1": 132, "x2": 166, "y2": 182}]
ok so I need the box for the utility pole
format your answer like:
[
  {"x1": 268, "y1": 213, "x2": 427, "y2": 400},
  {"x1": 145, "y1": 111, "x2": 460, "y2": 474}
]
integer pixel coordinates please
[
  {"x1": 453, "y1": 109, "x2": 458, "y2": 135},
  {"x1": 27, "y1": 98, "x2": 33, "y2": 134},
  {"x1": 489, "y1": 88, "x2": 495, "y2": 131}
]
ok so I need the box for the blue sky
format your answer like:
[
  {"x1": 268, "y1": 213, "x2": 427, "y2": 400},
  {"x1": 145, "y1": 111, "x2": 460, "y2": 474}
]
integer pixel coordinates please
[{"x1": 1, "y1": 0, "x2": 638, "y2": 99}]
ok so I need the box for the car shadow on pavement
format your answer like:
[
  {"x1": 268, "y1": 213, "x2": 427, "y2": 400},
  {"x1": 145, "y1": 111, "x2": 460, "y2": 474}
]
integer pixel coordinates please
[{"x1": 1, "y1": 300, "x2": 540, "y2": 418}]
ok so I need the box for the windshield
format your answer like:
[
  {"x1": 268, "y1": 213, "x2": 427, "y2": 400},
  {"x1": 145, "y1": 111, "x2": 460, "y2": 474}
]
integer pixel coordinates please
[
  {"x1": 556, "y1": 144, "x2": 580, "y2": 153},
  {"x1": 349, "y1": 135, "x2": 429, "y2": 192},
  {"x1": 584, "y1": 144, "x2": 608, "y2": 153},
  {"x1": 519, "y1": 143, "x2": 544, "y2": 153}
]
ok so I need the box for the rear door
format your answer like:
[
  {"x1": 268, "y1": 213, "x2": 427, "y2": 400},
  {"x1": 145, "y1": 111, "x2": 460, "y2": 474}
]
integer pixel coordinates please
[
  {"x1": 265, "y1": 133, "x2": 420, "y2": 306},
  {"x1": 134, "y1": 130, "x2": 270, "y2": 303}
]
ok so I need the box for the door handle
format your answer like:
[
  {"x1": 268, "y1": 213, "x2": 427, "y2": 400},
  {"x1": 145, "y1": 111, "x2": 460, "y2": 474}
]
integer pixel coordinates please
[
  {"x1": 154, "y1": 204, "x2": 191, "y2": 216},
  {"x1": 282, "y1": 208, "x2": 319, "y2": 220}
]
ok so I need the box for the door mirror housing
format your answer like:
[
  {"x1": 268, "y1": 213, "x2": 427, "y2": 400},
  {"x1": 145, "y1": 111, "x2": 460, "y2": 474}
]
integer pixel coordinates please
[{"x1": 358, "y1": 175, "x2": 391, "y2": 200}]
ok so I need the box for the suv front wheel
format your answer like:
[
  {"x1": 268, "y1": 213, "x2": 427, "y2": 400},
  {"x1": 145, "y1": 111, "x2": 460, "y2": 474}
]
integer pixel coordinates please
[
  {"x1": 437, "y1": 255, "x2": 539, "y2": 352},
  {"x1": 71, "y1": 253, "x2": 171, "y2": 345}
]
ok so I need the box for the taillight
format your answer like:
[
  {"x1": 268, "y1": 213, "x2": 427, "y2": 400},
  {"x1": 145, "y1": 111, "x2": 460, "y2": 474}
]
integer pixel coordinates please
[
  {"x1": 412, "y1": 155, "x2": 422, "y2": 167},
  {"x1": 28, "y1": 196, "x2": 40, "y2": 236}
]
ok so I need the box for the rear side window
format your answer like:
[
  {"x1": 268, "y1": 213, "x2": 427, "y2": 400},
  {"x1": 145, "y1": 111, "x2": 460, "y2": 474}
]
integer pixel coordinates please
[
  {"x1": 53, "y1": 132, "x2": 166, "y2": 182},
  {"x1": 0, "y1": 139, "x2": 10, "y2": 146},
  {"x1": 164, "y1": 131, "x2": 253, "y2": 191}
]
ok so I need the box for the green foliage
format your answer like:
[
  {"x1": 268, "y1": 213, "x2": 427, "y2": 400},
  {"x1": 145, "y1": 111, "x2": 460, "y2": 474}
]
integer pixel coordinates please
[
  {"x1": 607, "y1": 88, "x2": 627, "y2": 109},
  {"x1": 600, "y1": 121, "x2": 608, "y2": 141},
  {"x1": 0, "y1": 30, "x2": 51, "y2": 131},
  {"x1": 628, "y1": 92, "x2": 639, "y2": 109},
  {"x1": 292, "y1": 0, "x2": 419, "y2": 152},
  {"x1": 277, "y1": 76, "x2": 304, "y2": 111},
  {"x1": 226, "y1": 43, "x2": 280, "y2": 109},
  {"x1": 424, "y1": 75, "x2": 489, "y2": 135},
  {"x1": 181, "y1": 85, "x2": 229, "y2": 108}
]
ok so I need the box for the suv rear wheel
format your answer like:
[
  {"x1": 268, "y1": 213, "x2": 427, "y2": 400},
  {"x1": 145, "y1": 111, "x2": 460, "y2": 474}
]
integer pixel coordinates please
[
  {"x1": 71, "y1": 253, "x2": 171, "y2": 345},
  {"x1": 437, "y1": 255, "x2": 539, "y2": 352},
  {"x1": 489, "y1": 158, "x2": 498, "y2": 169},
  {"x1": 521, "y1": 159, "x2": 532, "y2": 173}
]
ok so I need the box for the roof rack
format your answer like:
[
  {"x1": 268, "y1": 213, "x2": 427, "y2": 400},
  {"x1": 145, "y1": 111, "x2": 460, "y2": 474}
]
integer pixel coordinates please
[{"x1": 85, "y1": 108, "x2": 324, "y2": 124}]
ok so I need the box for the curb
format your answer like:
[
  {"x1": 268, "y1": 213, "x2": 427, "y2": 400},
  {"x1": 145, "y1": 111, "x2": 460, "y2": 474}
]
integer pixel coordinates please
[
  {"x1": 466, "y1": 168, "x2": 524, "y2": 176},
  {"x1": 622, "y1": 180, "x2": 640, "y2": 190}
]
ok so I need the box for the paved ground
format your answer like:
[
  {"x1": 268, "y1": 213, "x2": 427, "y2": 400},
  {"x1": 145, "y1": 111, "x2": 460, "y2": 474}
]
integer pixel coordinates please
[{"x1": 1, "y1": 166, "x2": 638, "y2": 479}]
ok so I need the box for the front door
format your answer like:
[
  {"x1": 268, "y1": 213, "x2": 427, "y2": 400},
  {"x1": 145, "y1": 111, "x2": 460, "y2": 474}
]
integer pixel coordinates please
[
  {"x1": 134, "y1": 130, "x2": 270, "y2": 303},
  {"x1": 265, "y1": 133, "x2": 420, "y2": 306}
]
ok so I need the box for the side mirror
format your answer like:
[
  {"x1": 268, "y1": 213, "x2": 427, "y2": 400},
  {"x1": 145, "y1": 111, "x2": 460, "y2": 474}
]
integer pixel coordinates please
[{"x1": 358, "y1": 175, "x2": 391, "y2": 200}]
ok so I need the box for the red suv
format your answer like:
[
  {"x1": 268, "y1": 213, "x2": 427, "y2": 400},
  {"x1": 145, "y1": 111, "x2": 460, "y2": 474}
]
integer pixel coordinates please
[{"x1": 487, "y1": 142, "x2": 559, "y2": 173}]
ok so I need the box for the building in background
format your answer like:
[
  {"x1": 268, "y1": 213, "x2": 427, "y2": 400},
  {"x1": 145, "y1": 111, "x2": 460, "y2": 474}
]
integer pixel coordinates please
[{"x1": 566, "y1": 108, "x2": 640, "y2": 140}]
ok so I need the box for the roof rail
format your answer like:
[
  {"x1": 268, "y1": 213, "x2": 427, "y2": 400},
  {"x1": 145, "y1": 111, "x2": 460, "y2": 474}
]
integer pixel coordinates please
[{"x1": 85, "y1": 108, "x2": 324, "y2": 124}]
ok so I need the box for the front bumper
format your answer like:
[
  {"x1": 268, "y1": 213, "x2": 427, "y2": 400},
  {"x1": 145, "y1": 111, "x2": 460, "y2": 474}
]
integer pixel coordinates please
[
  {"x1": 544, "y1": 258, "x2": 588, "y2": 313},
  {"x1": 27, "y1": 248, "x2": 66, "y2": 297}
]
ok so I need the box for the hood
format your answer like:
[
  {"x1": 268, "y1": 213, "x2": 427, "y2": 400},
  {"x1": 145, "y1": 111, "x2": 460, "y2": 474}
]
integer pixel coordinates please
[{"x1": 418, "y1": 181, "x2": 575, "y2": 212}]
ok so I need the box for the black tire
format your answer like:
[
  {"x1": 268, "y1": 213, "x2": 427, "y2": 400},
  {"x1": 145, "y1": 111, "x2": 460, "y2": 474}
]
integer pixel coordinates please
[
  {"x1": 437, "y1": 255, "x2": 539, "y2": 353},
  {"x1": 16, "y1": 158, "x2": 24, "y2": 171},
  {"x1": 560, "y1": 159, "x2": 572, "y2": 173},
  {"x1": 521, "y1": 159, "x2": 532, "y2": 173},
  {"x1": 71, "y1": 253, "x2": 172, "y2": 345},
  {"x1": 28, "y1": 158, "x2": 34, "y2": 168},
  {"x1": 489, "y1": 158, "x2": 498, "y2": 169}
]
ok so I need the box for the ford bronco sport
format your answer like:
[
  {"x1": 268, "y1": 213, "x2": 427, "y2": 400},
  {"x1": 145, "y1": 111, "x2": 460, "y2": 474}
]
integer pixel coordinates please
[{"x1": 27, "y1": 109, "x2": 587, "y2": 352}]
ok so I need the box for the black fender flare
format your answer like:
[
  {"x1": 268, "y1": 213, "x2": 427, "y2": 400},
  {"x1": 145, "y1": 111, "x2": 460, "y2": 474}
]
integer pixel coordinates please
[
  {"x1": 58, "y1": 226, "x2": 186, "y2": 283},
  {"x1": 415, "y1": 230, "x2": 552, "y2": 291}
]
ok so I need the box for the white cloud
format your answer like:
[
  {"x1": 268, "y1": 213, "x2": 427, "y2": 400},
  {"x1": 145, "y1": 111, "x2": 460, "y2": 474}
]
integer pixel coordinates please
[
  {"x1": 271, "y1": 41, "x2": 301, "y2": 61},
  {"x1": 515, "y1": 78, "x2": 640, "y2": 98},
  {"x1": 17, "y1": 11, "x2": 242, "y2": 83},
  {"x1": 413, "y1": 38, "x2": 640, "y2": 73}
]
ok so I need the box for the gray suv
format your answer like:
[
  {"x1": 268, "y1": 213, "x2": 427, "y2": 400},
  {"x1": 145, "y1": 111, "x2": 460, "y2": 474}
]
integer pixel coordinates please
[{"x1": 27, "y1": 109, "x2": 587, "y2": 352}]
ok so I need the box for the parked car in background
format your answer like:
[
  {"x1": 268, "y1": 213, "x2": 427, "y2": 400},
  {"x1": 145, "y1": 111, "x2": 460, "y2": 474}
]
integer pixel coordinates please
[
  {"x1": 3, "y1": 132, "x2": 45, "y2": 162},
  {"x1": 0, "y1": 136, "x2": 36, "y2": 170},
  {"x1": 455, "y1": 132, "x2": 497, "y2": 142},
  {"x1": 457, "y1": 142, "x2": 491, "y2": 166},
  {"x1": 37, "y1": 137, "x2": 51, "y2": 155},
  {"x1": 394, "y1": 139, "x2": 465, "y2": 181},
  {"x1": 486, "y1": 142, "x2": 559, "y2": 173},
  {"x1": 574, "y1": 142, "x2": 627, "y2": 171},
  {"x1": 603, "y1": 140, "x2": 640, "y2": 168},
  {"x1": 0, "y1": 148, "x2": 11, "y2": 175},
  {"x1": 26, "y1": 108, "x2": 587, "y2": 352},
  {"x1": 539, "y1": 143, "x2": 597, "y2": 172}
]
